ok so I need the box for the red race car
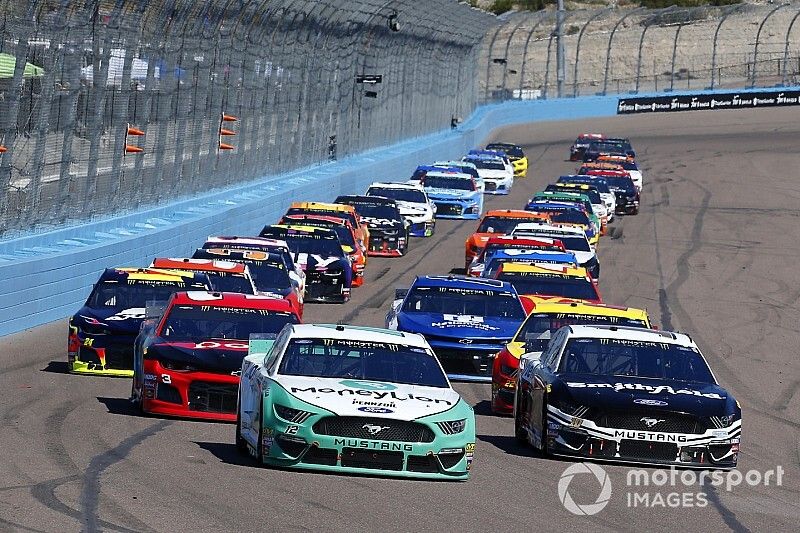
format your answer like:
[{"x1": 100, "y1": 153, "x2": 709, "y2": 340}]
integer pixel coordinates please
[{"x1": 131, "y1": 291, "x2": 300, "y2": 422}]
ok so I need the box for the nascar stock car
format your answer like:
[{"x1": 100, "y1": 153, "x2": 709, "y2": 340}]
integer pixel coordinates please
[
  {"x1": 430, "y1": 161, "x2": 485, "y2": 193},
  {"x1": 284, "y1": 202, "x2": 370, "y2": 252},
  {"x1": 531, "y1": 191, "x2": 604, "y2": 238},
  {"x1": 192, "y1": 248, "x2": 304, "y2": 317},
  {"x1": 514, "y1": 325, "x2": 740, "y2": 468},
  {"x1": 583, "y1": 138, "x2": 636, "y2": 163},
  {"x1": 279, "y1": 214, "x2": 366, "y2": 287},
  {"x1": 419, "y1": 171, "x2": 483, "y2": 220},
  {"x1": 131, "y1": 291, "x2": 300, "y2": 421},
  {"x1": 512, "y1": 222, "x2": 600, "y2": 280},
  {"x1": 335, "y1": 195, "x2": 410, "y2": 256},
  {"x1": 149, "y1": 258, "x2": 257, "y2": 295},
  {"x1": 545, "y1": 183, "x2": 609, "y2": 232},
  {"x1": 462, "y1": 153, "x2": 514, "y2": 194},
  {"x1": 557, "y1": 175, "x2": 616, "y2": 222},
  {"x1": 463, "y1": 209, "x2": 551, "y2": 269},
  {"x1": 467, "y1": 235, "x2": 566, "y2": 277},
  {"x1": 68, "y1": 268, "x2": 212, "y2": 376},
  {"x1": 491, "y1": 301, "x2": 650, "y2": 414},
  {"x1": 583, "y1": 170, "x2": 640, "y2": 215},
  {"x1": 493, "y1": 263, "x2": 602, "y2": 304},
  {"x1": 570, "y1": 133, "x2": 604, "y2": 161},
  {"x1": 485, "y1": 142, "x2": 528, "y2": 177},
  {"x1": 236, "y1": 324, "x2": 476, "y2": 480},
  {"x1": 386, "y1": 275, "x2": 528, "y2": 381},
  {"x1": 259, "y1": 225, "x2": 353, "y2": 303},
  {"x1": 480, "y1": 248, "x2": 579, "y2": 279},
  {"x1": 365, "y1": 182, "x2": 436, "y2": 238},
  {"x1": 199, "y1": 235, "x2": 306, "y2": 296},
  {"x1": 525, "y1": 201, "x2": 599, "y2": 247}
]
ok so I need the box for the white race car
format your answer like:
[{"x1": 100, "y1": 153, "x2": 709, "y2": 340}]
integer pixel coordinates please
[
  {"x1": 462, "y1": 155, "x2": 514, "y2": 195},
  {"x1": 366, "y1": 182, "x2": 436, "y2": 237}
]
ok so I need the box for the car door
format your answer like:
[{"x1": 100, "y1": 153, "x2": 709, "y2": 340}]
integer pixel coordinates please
[{"x1": 530, "y1": 328, "x2": 568, "y2": 443}]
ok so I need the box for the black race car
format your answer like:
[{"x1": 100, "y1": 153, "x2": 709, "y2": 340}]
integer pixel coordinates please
[
  {"x1": 582, "y1": 139, "x2": 635, "y2": 163},
  {"x1": 514, "y1": 325, "x2": 740, "y2": 468},
  {"x1": 335, "y1": 195, "x2": 410, "y2": 257}
]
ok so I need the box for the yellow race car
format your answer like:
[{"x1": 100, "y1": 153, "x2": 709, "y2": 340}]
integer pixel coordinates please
[
  {"x1": 486, "y1": 142, "x2": 528, "y2": 177},
  {"x1": 490, "y1": 301, "x2": 651, "y2": 414}
]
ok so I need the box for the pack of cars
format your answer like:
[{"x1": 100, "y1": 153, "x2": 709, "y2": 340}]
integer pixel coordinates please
[{"x1": 66, "y1": 133, "x2": 739, "y2": 478}]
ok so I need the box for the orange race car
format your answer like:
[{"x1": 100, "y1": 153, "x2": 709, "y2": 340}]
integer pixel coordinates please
[
  {"x1": 464, "y1": 209, "x2": 551, "y2": 269},
  {"x1": 279, "y1": 213, "x2": 367, "y2": 287},
  {"x1": 284, "y1": 202, "x2": 370, "y2": 254}
]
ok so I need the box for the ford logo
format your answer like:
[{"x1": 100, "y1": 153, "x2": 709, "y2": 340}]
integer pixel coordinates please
[
  {"x1": 633, "y1": 398, "x2": 668, "y2": 406},
  {"x1": 358, "y1": 406, "x2": 394, "y2": 414}
]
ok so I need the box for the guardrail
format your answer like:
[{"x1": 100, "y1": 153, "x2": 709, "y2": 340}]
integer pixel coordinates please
[{"x1": 2, "y1": 85, "x2": 797, "y2": 337}]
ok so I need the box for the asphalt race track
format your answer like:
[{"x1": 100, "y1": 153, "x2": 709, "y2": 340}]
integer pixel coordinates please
[{"x1": 2, "y1": 108, "x2": 799, "y2": 532}]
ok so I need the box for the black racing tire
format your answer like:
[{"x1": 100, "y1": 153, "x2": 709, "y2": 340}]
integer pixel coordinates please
[
  {"x1": 235, "y1": 395, "x2": 248, "y2": 456},
  {"x1": 514, "y1": 394, "x2": 528, "y2": 443}
]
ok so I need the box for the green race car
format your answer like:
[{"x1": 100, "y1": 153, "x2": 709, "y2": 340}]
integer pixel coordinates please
[{"x1": 236, "y1": 324, "x2": 476, "y2": 480}]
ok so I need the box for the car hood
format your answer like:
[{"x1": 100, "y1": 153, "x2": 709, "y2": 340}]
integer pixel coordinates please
[
  {"x1": 571, "y1": 250, "x2": 596, "y2": 264},
  {"x1": 277, "y1": 375, "x2": 461, "y2": 419},
  {"x1": 148, "y1": 340, "x2": 248, "y2": 373},
  {"x1": 398, "y1": 312, "x2": 519, "y2": 340},
  {"x1": 479, "y1": 169, "x2": 511, "y2": 180},
  {"x1": 558, "y1": 375, "x2": 732, "y2": 416},
  {"x1": 360, "y1": 216, "x2": 405, "y2": 230},
  {"x1": 293, "y1": 253, "x2": 349, "y2": 272},
  {"x1": 74, "y1": 306, "x2": 146, "y2": 335},
  {"x1": 426, "y1": 189, "x2": 476, "y2": 200},
  {"x1": 395, "y1": 202, "x2": 431, "y2": 218}
]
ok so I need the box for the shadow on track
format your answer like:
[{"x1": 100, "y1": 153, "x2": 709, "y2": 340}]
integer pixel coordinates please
[
  {"x1": 97, "y1": 396, "x2": 140, "y2": 416},
  {"x1": 41, "y1": 361, "x2": 70, "y2": 374},
  {"x1": 476, "y1": 434, "x2": 538, "y2": 458},
  {"x1": 194, "y1": 441, "x2": 254, "y2": 467}
]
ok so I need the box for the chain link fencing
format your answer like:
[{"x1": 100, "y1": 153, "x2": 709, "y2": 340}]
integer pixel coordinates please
[
  {"x1": 480, "y1": 2, "x2": 800, "y2": 102},
  {"x1": 0, "y1": 0, "x2": 494, "y2": 237}
]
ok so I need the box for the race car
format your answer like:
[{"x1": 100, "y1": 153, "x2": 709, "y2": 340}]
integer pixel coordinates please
[
  {"x1": 532, "y1": 191, "x2": 604, "y2": 238},
  {"x1": 285, "y1": 202, "x2": 370, "y2": 253},
  {"x1": 366, "y1": 182, "x2": 436, "y2": 237},
  {"x1": 334, "y1": 195, "x2": 410, "y2": 256},
  {"x1": 578, "y1": 161, "x2": 643, "y2": 193},
  {"x1": 480, "y1": 248, "x2": 579, "y2": 279},
  {"x1": 557, "y1": 175, "x2": 616, "y2": 222},
  {"x1": 583, "y1": 138, "x2": 635, "y2": 163},
  {"x1": 68, "y1": 268, "x2": 213, "y2": 377},
  {"x1": 131, "y1": 291, "x2": 300, "y2": 421},
  {"x1": 191, "y1": 248, "x2": 304, "y2": 317},
  {"x1": 462, "y1": 153, "x2": 514, "y2": 194},
  {"x1": 431, "y1": 161, "x2": 485, "y2": 193},
  {"x1": 464, "y1": 209, "x2": 551, "y2": 269},
  {"x1": 279, "y1": 214, "x2": 366, "y2": 287},
  {"x1": 467, "y1": 235, "x2": 566, "y2": 277},
  {"x1": 570, "y1": 133, "x2": 604, "y2": 161},
  {"x1": 386, "y1": 275, "x2": 527, "y2": 381},
  {"x1": 511, "y1": 222, "x2": 600, "y2": 280},
  {"x1": 545, "y1": 183, "x2": 609, "y2": 233},
  {"x1": 150, "y1": 258, "x2": 257, "y2": 294},
  {"x1": 485, "y1": 142, "x2": 528, "y2": 177},
  {"x1": 524, "y1": 201, "x2": 599, "y2": 247},
  {"x1": 514, "y1": 325, "x2": 740, "y2": 468},
  {"x1": 259, "y1": 225, "x2": 353, "y2": 303},
  {"x1": 492, "y1": 263, "x2": 602, "y2": 304},
  {"x1": 585, "y1": 170, "x2": 640, "y2": 215},
  {"x1": 236, "y1": 324, "x2": 476, "y2": 480},
  {"x1": 491, "y1": 301, "x2": 650, "y2": 414},
  {"x1": 420, "y1": 171, "x2": 483, "y2": 220},
  {"x1": 200, "y1": 236, "x2": 306, "y2": 296}
]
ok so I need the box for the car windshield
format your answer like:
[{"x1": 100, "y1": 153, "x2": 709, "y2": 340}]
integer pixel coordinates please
[
  {"x1": 535, "y1": 196, "x2": 591, "y2": 213},
  {"x1": 422, "y1": 176, "x2": 474, "y2": 191},
  {"x1": 514, "y1": 313, "x2": 649, "y2": 349},
  {"x1": 192, "y1": 250, "x2": 292, "y2": 291},
  {"x1": 207, "y1": 273, "x2": 255, "y2": 294},
  {"x1": 562, "y1": 178, "x2": 610, "y2": 194},
  {"x1": 286, "y1": 208, "x2": 357, "y2": 228},
  {"x1": 465, "y1": 158, "x2": 505, "y2": 171},
  {"x1": 87, "y1": 281, "x2": 195, "y2": 309},
  {"x1": 161, "y1": 305, "x2": 298, "y2": 340},
  {"x1": 350, "y1": 202, "x2": 401, "y2": 219},
  {"x1": 589, "y1": 141, "x2": 628, "y2": 153},
  {"x1": 486, "y1": 257, "x2": 573, "y2": 277},
  {"x1": 547, "y1": 187, "x2": 601, "y2": 204},
  {"x1": 548, "y1": 209, "x2": 590, "y2": 226},
  {"x1": 620, "y1": 161, "x2": 638, "y2": 171},
  {"x1": 486, "y1": 144, "x2": 523, "y2": 157},
  {"x1": 261, "y1": 229, "x2": 345, "y2": 258},
  {"x1": 497, "y1": 273, "x2": 598, "y2": 301},
  {"x1": 558, "y1": 338, "x2": 715, "y2": 383},
  {"x1": 476, "y1": 216, "x2": 532, "y2": 234},
  {"x1": 402, "y1": 286, "x2": 524, "y2": 319},
  {"x1": 605, "y1": 176, "x2": 636, "y2": 193},
  {"x1": 513, "y1": 233, "x2": 591, "y2": 252},
  {"x1": 368, "y1": 187, "x2": 426, "y2": 204},
  {"x1": 278, "y1": 338, "x2": 449, "y2": 388},
  {"x1": 283, "y1": 221, "x2": 355, "y2": 248},
  {"x1": 482, "y1": 242, "x2": 559, "y2": 259}
]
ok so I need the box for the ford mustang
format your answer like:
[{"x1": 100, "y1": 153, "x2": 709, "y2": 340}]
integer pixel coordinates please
[{"x1": 236, "y1": 324, "x2": 476, "y2": 480}]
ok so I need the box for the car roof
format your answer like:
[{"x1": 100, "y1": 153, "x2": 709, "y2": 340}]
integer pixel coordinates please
[
  {"x1": 513, "y1": 222, "x2": 586, "y2": 235},
  {"x1": 287, "y1": 323, "x2": 429, "y2": 348},
  {"x1": 566, "y1": 324, "x2": 693, "y2": 347},
  {"x1": 194, "y1": 248, "x2": 284, "y2": 264},
  {"x1": 368, "y1": 182, "x2": 425, "y2": 191},
  {"x1": 490, "y1": 249, "x2": 575, "y2": 260},
  {"x1": 497, "y1": 263, "x2": 589, "y2": 278},
  {"x1": 413, "y1": 274, "x2": 514, "y2": 293},
  {"x1": 292, "y1": 202, "x2": 356, "y2": 214},
  {"x1": 484, "y1": 209, "x2": 549, "y2": 219},
  {"x1": 101, "y1": 268, "x2": 210, "y2": 284},
  {"x1": 264, "y1": 224, "x2": 338, "y2": 237},
  {"x1": 171, "y1": 291, "x2": 297, "y2": 312},
  {"x1": 205, "y1": 236, "x2": 290, "y2": 250},
  {"x1": 525, "y1": 300, "x2": 650, "y2": 322},
  {"x1": 282, "y1": 214, "x2": 351, "y2": 227},
  {"x1": 339, "y1": 195, "x2": 397, "y2": 206},
  {"x1": 485, "y1": 235, "x2": 562, "y2": 247},
  {"x1": 150, "y1": 258, "x2": 247, "y2": 274},
  {"x1": 424, "y1": 170, "x2": 472, "y2": 179}
]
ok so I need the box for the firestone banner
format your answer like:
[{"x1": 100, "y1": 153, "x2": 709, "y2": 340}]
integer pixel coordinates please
[{"x1": 617, "y1": 89, "x2": 800, "y2": 114}]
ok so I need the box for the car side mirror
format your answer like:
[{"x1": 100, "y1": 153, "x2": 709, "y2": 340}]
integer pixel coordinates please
[{"x1": 395, "y1": 287, "x2": 409, "y2": 300}]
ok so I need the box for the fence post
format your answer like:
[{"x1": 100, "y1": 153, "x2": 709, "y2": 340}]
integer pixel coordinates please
[
  {"x1": 602, "y1": 7, "x2": 646, "y2": 95},
  {"x1": 501, "y1": 16, "x2": 529, "y2": 98},
  {"x1": 574, "y1": 8, "x2": 612, "y2": 97},
  {"x1": 752, "y1": 3, "x2": 790, "y2": 88},
  {"x1": 709, "y1": 5, "x2": 742, "y2": 89},
  {"x1": 781, "y1": 9, "x2": 800, "y2": 85},
  {"x1": 518, "y1": 11, "x2": 550, "y2": 99}
]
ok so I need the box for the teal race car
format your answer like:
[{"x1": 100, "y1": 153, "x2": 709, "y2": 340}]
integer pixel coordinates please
[{"x1": 236, "y1": 324, "x2": 476, "y2": 480}]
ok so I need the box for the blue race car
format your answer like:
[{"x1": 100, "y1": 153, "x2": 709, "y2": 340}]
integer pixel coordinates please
[
  {"x1": 524, "y1": 200, "x2": 599, "y2": 247},
  {"x1": 386, "y1": 275, "x2": 527, "y2": 381},
  {"x1": 480, "y1": 249, "x2": 579, "y2": 278},
  {"x1": 420, "y1": 171, "x2": 483, "y2": 219}
]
